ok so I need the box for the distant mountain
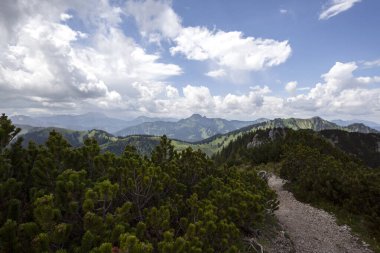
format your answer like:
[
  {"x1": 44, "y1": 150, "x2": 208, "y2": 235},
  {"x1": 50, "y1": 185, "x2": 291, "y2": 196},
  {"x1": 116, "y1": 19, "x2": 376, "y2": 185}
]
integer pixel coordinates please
[
  {"x1": 11, "y1": 113, "x2": 177, "y2": 133},
  {"x1": 187, "y1": 116, "x2": 378, "y2": 156},
  {"x1": 246, "y1": 117, "x2": 378, "y2": 133},
  {"x1": 115, "y1": 114, "x2": 268, "y2": 142},
  {"x1": 332, "y1": 119, "x2": 380, "y2": 131},
  {"x1": 260, "y1": 117, "x2": 339, "y2": 131},
  {"x1": 19, "y1": 127, "x2": 117, "y2": 147},
  {"x1": 16, "y1": 126, "x2": 165, "y2": 156},
  {"x1": 345, "y1": 123, "x2": 378, "y2": 134},
  {"x1": 133, "y1": 116, "x2": 178, "y2": 124},
  {"x1": 14, "y1": 116, "x2": 378, "y2": 158}
]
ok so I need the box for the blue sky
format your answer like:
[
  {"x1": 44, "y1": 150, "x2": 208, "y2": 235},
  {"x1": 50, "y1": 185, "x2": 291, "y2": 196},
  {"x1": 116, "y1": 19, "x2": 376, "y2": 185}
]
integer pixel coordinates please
[{"x1": 0, "y1": 0, "x2": 380, "y2": 122}]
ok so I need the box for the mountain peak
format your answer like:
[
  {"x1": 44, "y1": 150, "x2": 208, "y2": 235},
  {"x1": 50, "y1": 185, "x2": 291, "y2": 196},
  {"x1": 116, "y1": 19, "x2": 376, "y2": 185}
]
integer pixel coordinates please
[
  {"x1": 189, "y1": 113, "x2": 204, "y2": 119},
  {"x1": 311, "y1": 116, "x2": 324, "y2": 121}
]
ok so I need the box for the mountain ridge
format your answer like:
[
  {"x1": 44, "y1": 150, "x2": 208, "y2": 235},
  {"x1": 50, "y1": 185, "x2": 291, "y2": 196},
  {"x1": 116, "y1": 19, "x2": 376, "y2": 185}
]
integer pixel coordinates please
[
  {"x1": 332, "y1": 119, "x2": 380, "y2": 131},
  {"x1": 14, "y1": 116, "x2": 379, "y2": 157},
  {"x1": 115, "y1": 113, "x2": 268, "y2": 141},
  {"x1": 11, "y1": 113, "x2": 176, "y2": 133}
]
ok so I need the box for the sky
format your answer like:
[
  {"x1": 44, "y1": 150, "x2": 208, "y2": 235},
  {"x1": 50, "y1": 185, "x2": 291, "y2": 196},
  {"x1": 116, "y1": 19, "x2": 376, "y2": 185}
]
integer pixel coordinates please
[{"x1": 0, "y1": 0, "x2": 380, "y2": 122}]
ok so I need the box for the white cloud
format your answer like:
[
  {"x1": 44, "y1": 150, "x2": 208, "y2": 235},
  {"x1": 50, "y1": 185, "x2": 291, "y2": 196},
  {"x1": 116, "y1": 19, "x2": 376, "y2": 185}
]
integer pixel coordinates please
[
  {"x1": 285, "y1": 81, "x2": 298, "y2": 93},
  {"x1": 205, "y1": 69, "x2": 227, "y2": 78},
  {"x1": 77, "y1": 27, "x2": 182, "y2": 87},
  {"x1": 165, "y1": 85, "x2": 179, "y2": 98},
  {"x1": 171, "y1": 27, "x2": 291, "y2": 72},
  {"x1": 60, "y1": 13, "x2": 73, "y2": 21},
  {"x1": 182, "y1": 85, "x2": 215, "y2": 109},
  {"x1": 319, "y1": 0, "x2": 362, "y2": 20},
  {"x1": 127, "y1": 0, "x2": 292, "y2": 81},
  {"x1": 140, "y1": 83, "x2": 280, "y2": 119},
  {"x1": 0, "y1": 0, "x2": 182, "y2": 114},
  {"x1": 280, "y1": 9, "x2": 288, "y2": 14},
  {"x1": 363, "y1": 59, "x2": 380, "y2": 68},
  {"x1": 160, "y1": 85, "x2": 277, "y2": 118},
  {"x1": 125, "y1": 0, "x2": 182, "y2": 43},
  {"x1": 357, "y1": 76, "x2": 380, "y2": 84},
  {"x1": 286, "y1": 61, "x2": 380, "y2": 117}
]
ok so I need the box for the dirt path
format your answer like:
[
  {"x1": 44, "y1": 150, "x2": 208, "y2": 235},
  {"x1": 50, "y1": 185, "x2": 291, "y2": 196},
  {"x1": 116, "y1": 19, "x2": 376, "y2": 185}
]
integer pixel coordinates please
[{"x1": 268, "y1": 175, "x2": 373, "y2": 253}]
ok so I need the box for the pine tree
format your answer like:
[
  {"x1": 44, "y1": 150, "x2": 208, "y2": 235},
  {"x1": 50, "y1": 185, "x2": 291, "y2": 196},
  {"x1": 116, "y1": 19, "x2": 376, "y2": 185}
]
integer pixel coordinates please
[{"x1": 0, "y1": 113, "x2": 21, "y2": 154}]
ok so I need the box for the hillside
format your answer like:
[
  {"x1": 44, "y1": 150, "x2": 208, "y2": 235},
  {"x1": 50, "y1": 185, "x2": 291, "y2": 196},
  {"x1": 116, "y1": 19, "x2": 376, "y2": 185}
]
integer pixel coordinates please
[
  {"x1": 186, "y1": 116, "x2": 378, "y2": 156},
  {"x1": 214, "y1": 127, "x2": 380, "y2": 168},
  {"x1": 16, "y1": 116, "x2": 379, "y2": 157},
  {"x1": 11, "y1": 113, "x2": 176, "y2": 133},
  {"x1": 320, "y1": 130, "x2": 380, "y2": 168},
  {"x1": 333, "y1": 119, "x2": 380, "y2": 131},
  {"x1": 115, "y1": 114, "x2": 266, "y2": 142},
  {"x1": 18, "y1": 127, "x2": 117, "y2": 147},
  {"x1": 212, "y1": 128, "x2": 380, "y2": 251},
  {"x1": 0, "y1": 114, "x2": 278, "y2": 253},
  {"x1": 16, "y1": 126, "x2": 168, "y2": 156}
]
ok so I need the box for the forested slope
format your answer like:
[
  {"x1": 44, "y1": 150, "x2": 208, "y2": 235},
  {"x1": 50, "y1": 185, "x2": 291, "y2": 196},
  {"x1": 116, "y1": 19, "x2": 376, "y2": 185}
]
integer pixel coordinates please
[
  {"x1": 0, "y1": 114, "x2": 277, "y2": 252},
  {"x1": 214, "y1": 128, "x2": 380, "y2": 251}
]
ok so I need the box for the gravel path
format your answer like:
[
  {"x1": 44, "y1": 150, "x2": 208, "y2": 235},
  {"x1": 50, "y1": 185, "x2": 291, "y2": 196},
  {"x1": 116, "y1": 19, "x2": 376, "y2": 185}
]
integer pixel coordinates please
[{"x1": 268, "y1": 175, "x2": 373, "y2": 253}]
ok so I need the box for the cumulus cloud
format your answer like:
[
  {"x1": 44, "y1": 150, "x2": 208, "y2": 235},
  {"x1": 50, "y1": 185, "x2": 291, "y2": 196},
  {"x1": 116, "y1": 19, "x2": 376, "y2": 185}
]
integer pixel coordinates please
[
  {"x1": 285, "y1": 81, "x2": 298, "y2": 93},
  {"x1": 60, "y1": 13, "x2": 73, "y2": 21},
  {"x1": 151, "y1": 84, "x2": 277, "y2": 119},
  {"x1": 319, "y1": 0, "x2": 362, "y2": 20},
  {"x1": 205, "y1": 69, "x2": 227, "y2": 78},
  {"x1": 125, "y1": 0, "x2": 182, "y2": 43},
  {"x1": 127, "y1": 0, "x2": 292, "y2": 80},
  {"x1": 171, "y1": 27, "x2": 291, "y2": 73},
  {"x1": 356, "y1": 76, "x2": 380, "y2": 84},
  {"x1": 0, "y1": 0, "x2": 182, "y2": 114},
  {"x1": 286, "y1": 61, "x2": 380, "y2": 117}
]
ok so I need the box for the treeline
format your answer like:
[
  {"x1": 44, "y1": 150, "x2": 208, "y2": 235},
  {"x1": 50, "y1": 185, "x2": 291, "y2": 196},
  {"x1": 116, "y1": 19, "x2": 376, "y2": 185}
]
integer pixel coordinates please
[
  {"x1": 214, "y1": 128, "x2": 380, "y2": 240},
  {"x1": 0, "y1": 114, "x2": 277, "y2": 252}
]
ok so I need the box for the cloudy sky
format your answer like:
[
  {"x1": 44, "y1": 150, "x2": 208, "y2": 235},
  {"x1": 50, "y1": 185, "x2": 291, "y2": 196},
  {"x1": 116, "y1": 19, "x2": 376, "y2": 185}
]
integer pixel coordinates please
[{"x1": 1, "y1": 0, "x2": 379, "y2": 121}]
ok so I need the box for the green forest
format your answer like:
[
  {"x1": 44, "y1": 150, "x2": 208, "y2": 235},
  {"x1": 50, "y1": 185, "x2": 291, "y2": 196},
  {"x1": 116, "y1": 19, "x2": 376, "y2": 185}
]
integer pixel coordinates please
[{"x1": 0, "y1": 114, "x2": 277, "y2": 252}]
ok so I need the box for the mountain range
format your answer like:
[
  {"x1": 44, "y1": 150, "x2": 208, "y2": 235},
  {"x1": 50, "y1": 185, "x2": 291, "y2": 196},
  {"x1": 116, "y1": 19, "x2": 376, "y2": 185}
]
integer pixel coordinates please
[
  {"x1": 332, "y1": 119, "x2": 380, "y2": 131},
  {"x1": 14, "y1": 116, "x2": 379, "y2": 157},
  {"x1": 10, "y1": 112, "x2": 177, "y2": 133},
  {"x1": 115, "y1": 114, "x2": 268, "y2": 142}
]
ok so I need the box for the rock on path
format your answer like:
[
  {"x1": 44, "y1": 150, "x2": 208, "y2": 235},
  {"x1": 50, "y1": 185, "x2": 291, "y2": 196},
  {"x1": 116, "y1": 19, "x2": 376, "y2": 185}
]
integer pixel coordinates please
[{"x1": 268, "y1": 175, "x2": 373, "y2": 253}]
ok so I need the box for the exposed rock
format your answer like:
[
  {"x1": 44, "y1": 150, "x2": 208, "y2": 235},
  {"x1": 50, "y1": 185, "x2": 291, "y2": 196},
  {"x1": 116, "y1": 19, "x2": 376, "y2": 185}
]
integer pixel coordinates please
[
  {"x1": 258, "y1": 170, "x2": 269, "y2": 181},
  {"x1": 247, "y1": 134, "x2": 265, "y2": 148},
  {"x1": 265, "y1": 229, "x2": 296, "y2": 253}
]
